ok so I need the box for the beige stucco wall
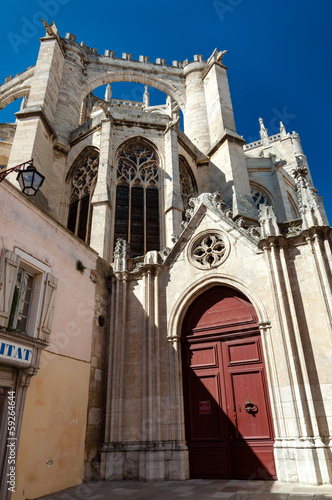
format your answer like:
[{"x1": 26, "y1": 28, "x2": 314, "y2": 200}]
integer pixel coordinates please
[
  {"x1": 1, "y1": 180, "x2": 97, "y2": 362},
  {"x1": 0, "y1": 181, "x2": 98, "y2": 498},
  {"x1": 12, "y1": 351, "x2": 90, "y2": 500}
]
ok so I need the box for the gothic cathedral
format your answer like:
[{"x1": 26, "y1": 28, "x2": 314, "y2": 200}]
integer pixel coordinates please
[{"x1": 0, "y1": 22, "x2": 331, "y2": 500}]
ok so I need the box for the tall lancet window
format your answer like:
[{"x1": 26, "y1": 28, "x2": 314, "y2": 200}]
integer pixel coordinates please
[
  {"x1": 114, "y1": 138, "x2": 160, "y2": 258},
  {"x1": 179, "y1": 156, "x2": 198, "y2": 220},
  {"x1": 67, "y1": 150, "x2": 99, "y2": 244}
]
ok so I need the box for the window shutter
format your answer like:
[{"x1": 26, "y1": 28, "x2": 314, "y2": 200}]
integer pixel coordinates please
[
  {"x1": 0, "y1": 249, "x2": 20, "y2": 328},
  {"x1": 39, "y1": 273, "x2": 58, "y2": 342}
]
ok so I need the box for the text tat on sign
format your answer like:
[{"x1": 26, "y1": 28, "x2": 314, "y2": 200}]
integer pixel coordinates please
[
  {"x1": 199, "y1": 400, "x2": 211, "y2": 415},
  {"x1": 0, "y1": 340, "x2": 32, "y2": 367}
]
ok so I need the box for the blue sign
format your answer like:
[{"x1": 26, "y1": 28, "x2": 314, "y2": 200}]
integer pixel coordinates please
[{"x1": 0, "y1": 340, "x2": 32, "y2": 366}]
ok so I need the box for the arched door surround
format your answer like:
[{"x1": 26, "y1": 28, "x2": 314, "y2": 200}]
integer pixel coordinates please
[{"x1": 181, "y1": 286, "x2": 276, "y2": 479}]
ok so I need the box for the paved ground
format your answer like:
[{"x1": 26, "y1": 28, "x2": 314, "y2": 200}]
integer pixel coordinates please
[{"x1": 38, "y1": 479, "x2": 332, "y2": 499}]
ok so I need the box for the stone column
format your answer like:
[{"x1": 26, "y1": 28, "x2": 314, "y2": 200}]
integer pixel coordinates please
[
  {"x1": 167, "y1": 334, "x2": 190, "y2": 480},
  {"x1": 140, "y1": 267, "x2": 164, "y2": 479},
  {"x1": 306, "y1": 232, "x2": 332, "y2": 337},
  {"x1": 183, "y1": 61, "x2": 210, "y2": 154},
  {"x1": 101, "y1": 241, "x2": 128, "y2": 480},
  {"x1": 90, "y1": 119, "x2": 113, "y2": 262},
  {"x1": 103, "y1": 276, "x2": 116, "y2": 444},
  {"x1": 164, "y1": 128, "x2": 183, "y2": 246},
  {"x1": 279, "y1": 241, "x2": 332, "y2": 484},
  {"x1": 202, "y1": 57, "x2": 256, "y2": 220},
  {"x1": 262, "y1": 237, "x2": 331, "y2": 484},
  {"x1": 211, "y1": 137, "x2": 257, "y2": 220},
  {"x1": 203, "y1": 60, "x2": 236, "y2": 145},
  {"x1": 271, "y1": 160, "x2": 295, "y2": 221}
]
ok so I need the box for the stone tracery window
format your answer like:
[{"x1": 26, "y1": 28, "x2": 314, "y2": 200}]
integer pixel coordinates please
[
  {"x1": 179, "y1": 156, "x2": 197, "y2": 219},
  {"x1": 114, "y1": 138, "x2": 160, "y2": 258},
  {"x1": 250, "y1": 185, "x2": 272, "y2": 210},
  {"x1": 192, "y1": 234, "x2": 226, "y2": 268},
  {"x1": 67, "y1": 150, "x2": 99, "y2": 244}
]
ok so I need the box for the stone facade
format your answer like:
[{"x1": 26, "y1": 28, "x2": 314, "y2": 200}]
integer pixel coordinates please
[{"x1": 0, "y1": 21, "x2": 331, "y2": 498}]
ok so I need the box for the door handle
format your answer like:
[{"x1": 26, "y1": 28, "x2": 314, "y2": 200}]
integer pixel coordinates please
[{"x1": 243, "y1": 398, "x2": 258, "y2": 414}]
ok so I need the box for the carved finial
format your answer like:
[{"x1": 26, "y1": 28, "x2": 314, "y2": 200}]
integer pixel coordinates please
[
  {"x1": 236, "y1": 217, "x2": 245, "y2": 228},
  {"x1": 291, "y1": 156, "x2": 324, "y2": 229},
  {"x1": 292, "y1": 156, "x2": 308, "y2": 182},
  {"x1": 143, "y1": 85, "x2": 150, "y2": 108},
  {"x1": 216, "y1": 49, "x2": 228, "y2": 62},
  {"x1": 105, "y1": 84, "x2": 112, "y2": 102},
  {"x1": 208, "y1": 48, "x2": 228, "y2": 65},
  {"x1": 42, "y1": 19, "x2": 55, "y2": 37},
  {"x1": 159, "y1": 247, "x2": 171, "y2": 261},
  {"x1": 208, "y1": 192, "x2": 226, "y2": 213},
  {"x1": 259, "y1": 117, "x2": 269, "y2": 145},
  {"x1": 248, "y1": 226, "x2": 261, "y2": 239},
  {"x1": 259, "y1": 205, "x2": 280, "y2": 237},
  {"x1": 114, "y1": 238, "x2": 128, "y2": 257},
  {"x1": 113, "y1": 238, "x2": 129, "y2": 273},
  {"x1": 280, "y1": 121, "x2": 286, "y2": 137}
]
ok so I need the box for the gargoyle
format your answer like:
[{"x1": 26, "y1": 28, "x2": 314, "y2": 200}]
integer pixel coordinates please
[{"x1": 164, "y1": 116, "x2": 180, "y2": 134}]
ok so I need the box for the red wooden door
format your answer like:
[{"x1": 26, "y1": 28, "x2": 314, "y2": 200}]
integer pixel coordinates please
[{"x1": 181, "y1": 287, "x2": 276, "y2": 479}]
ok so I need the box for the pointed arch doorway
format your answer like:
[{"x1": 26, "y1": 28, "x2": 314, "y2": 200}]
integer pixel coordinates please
[{"x1": 181, "y1": 286, "x2": 276, "y2": 479}]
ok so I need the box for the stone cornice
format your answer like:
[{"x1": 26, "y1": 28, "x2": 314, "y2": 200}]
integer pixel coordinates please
[
  {"x1": 258, "y1": 225, "x2": 331, "y2": 250},
  {"x1": 208, "y1": 129, "x2": 246, "y2": 157},
  {"x1": 0, "y1": 328, "x2": 48, "y2": 349},
  {"x1": 40, "y1": 34, "x2": 66, "y2": 59},
  {"x1": 202, "y1": 59, "x2": 227, "y2": 81},
  {"x1": 69, "y1": 122, "x2": 102, "y2": 147}
]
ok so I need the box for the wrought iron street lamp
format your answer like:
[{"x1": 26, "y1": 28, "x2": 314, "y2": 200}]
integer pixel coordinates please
[{"x1": 0, "y1": 159, "x2": 45, "y2": 196}]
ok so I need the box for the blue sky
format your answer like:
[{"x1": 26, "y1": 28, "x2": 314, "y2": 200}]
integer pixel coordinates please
[{"x1": 1, "y1": 0, "x2": 331, "y2": 219}]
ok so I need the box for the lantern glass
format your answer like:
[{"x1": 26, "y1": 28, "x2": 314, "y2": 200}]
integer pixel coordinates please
[{"x1": 16, "y1": 166, "x2": 45, "y2": 196}]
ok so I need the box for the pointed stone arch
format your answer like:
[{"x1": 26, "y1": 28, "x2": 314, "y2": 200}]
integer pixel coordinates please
[
  {"x1": 81, "y1": 71, "x2": 186, "y2": 114},
  {"x1": 66, "y1": 146, "x2": 100, "y2": 244},
  {"x1": 178, "y1": 155, "x2": 198, "y2": 217},
  {"x1": 168, "y1": 273, "x2": 270, "y2": 344},
  {"x1": 0, "y1": 67, "x2": 34, "y2": 110},
  {"x1": 250, "y1": 182, "x2": 275, "y2": 210},
  {"x1": 113, "y1": 136, "x2": 161, "y2": 258},
  {"x1": 180, "y1": 284, "x2": 276, "y2": 479},
  {"x1": 167, "y1": 273, "x2": 277, "y2": 481}
]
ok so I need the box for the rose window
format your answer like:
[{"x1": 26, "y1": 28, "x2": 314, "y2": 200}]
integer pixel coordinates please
[{"x1": 192, "y1": 234, "x2": 226, "y2": 269}]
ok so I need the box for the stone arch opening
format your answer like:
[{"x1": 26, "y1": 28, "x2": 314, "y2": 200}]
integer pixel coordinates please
[
  {"x1": 180, "y1": 285, "x2": 276, "y2": 479},
  {"x1": 169, "y1": 274, "x2": 270, "y2": 343},
  {"x1": 80, "y1": 71, "x2": 186, "y2": 115},
  {"x1": 0, "y1": 89, "x2": 29, "y2": 111}
]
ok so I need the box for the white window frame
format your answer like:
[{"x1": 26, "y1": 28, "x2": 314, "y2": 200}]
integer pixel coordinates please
[{"x1": 13, "y1": 248, "x2": 51, "y2": 339}]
